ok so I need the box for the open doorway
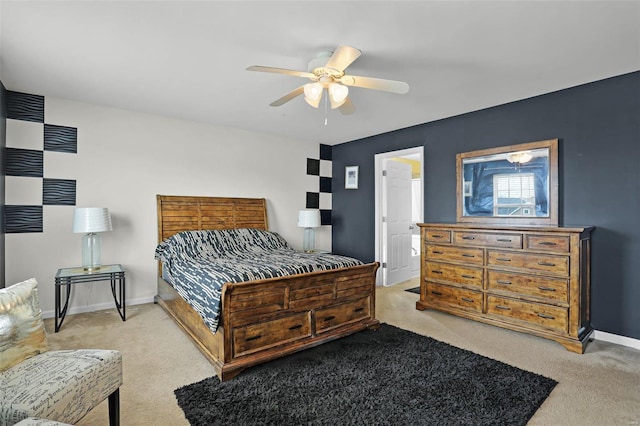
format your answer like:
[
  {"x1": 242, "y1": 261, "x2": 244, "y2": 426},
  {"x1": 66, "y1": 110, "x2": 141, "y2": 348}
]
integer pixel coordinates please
[{"x1": 374, "y1": 147, "x2": 424, "y2": 286}]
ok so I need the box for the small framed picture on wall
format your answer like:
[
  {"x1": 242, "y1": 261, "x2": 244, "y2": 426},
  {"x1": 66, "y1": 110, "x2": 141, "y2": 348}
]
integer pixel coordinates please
[{"x1": 345, "y1": 166, "x2": 359, "y2": 189}]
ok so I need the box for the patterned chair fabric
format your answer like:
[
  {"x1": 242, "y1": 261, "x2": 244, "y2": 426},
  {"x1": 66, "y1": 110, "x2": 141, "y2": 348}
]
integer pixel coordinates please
[{"x1": 0, "y1": 349, "x2": 122, "y2": 425}]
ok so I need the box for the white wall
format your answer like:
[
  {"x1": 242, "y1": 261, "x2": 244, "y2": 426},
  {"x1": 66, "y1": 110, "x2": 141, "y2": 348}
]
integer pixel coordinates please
[{"x1": 5, "y1": 96, "x2": 330, "y2": 316}]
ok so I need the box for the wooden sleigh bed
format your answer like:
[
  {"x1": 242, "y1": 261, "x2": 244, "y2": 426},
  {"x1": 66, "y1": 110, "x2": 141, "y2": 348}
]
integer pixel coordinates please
[{"x1": 155, "y1": 195, "x2": 380, "y2": 380}]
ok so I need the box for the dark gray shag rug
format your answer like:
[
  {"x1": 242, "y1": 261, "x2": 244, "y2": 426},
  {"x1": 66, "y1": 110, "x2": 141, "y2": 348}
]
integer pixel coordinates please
[
  {"x1": 405, "y1": 286, "x2": 421, "y2": 294},
  {"x1": 175, "y1": 324, "x2": 557, "y2": 426}
]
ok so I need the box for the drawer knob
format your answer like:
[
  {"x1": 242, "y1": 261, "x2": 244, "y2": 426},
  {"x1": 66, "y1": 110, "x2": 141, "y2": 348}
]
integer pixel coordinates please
[
  {"x1": 462, "y1": 236, "x2": 475, "y2": 240},
  {"x1": 461, "y1": 297, "x2": 474, "y2": 303},
  {"x1": 431, "y1": 291, "x2": 443, "y2": 296},
  {"x1": 288, "y1": 324, "x2": 303, "y2": 330},
  {"x1": 431, "y1": 270, "x2": 443, "y2": 274},
  {"x1": 496, "y1": 258, "x2": 511, "y2": 262},
  {"x1": 539, "y1": 241, "x2": 557, "y2": 246},
  {"x1": 432, "y1": 250, "x2": 444, "y2": 254},
  {"x1": 354, "y1": 307, "x2": 365, "y2": 312},
  {"x1": 461, "y1": 254, "x2": 476, "y2": 258},
  {"x1": 497, "y1": 280, "x2": 512, "y2": 285},
  {"x1": 496, "y1": 238, "x2": 512, "y2": 242},
  {"x1": 461, "y1": 274, "x2": 475, "y2": 279},
  {"x1": 432, "y1": 235, "x2": 443, "y2": 238},
  {"x1": 536, "y1": 312, "x2": 555, "y2": 320},
  {"x1": 323, "y1": 316, "x2": 336, "y2": 322},
  {"x1": 245, "y1": 334, "x2": 262, "y2": 342},
  {"x1": 496, "y1": 305, "x2": 511, "y2": 310},
  {"x1": 538, "y1": 261, "x2": 556, "y2": 267},
  {"x1": 538, "y1": 286, "x2": 557, "y2": 292}
]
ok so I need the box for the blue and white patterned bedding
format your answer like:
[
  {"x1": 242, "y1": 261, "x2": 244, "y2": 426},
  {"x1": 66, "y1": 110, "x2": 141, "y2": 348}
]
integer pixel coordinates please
[{"x1": 154, "y1": 228, "x2": 363, "y2": 334}]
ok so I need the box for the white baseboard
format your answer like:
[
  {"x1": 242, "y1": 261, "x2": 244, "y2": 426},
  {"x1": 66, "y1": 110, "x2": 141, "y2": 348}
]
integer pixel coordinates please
[
  {"x1": 41, "y1": 296, "x2": 155, "y2": 319},
  {"x1": 594, "y1": 330, "x2": 640, "y2": 351},
  {"x1": 41, "y1": 299, "x2": 640, "y2": 352}
]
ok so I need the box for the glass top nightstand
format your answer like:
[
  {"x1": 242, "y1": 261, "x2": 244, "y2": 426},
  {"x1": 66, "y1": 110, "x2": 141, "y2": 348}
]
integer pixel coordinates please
[{"x1": 54, "y1": 264, "x2": 126, "y2": 332}]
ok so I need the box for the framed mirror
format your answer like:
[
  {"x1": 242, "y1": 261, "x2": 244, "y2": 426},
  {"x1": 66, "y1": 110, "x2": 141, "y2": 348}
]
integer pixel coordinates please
[{"x1": 456, "y1": 139, "x2": 558, "y2": 225}]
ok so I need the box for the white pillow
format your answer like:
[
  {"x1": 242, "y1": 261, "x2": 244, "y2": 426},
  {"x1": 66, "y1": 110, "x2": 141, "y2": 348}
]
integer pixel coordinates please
[{"x1": 0, "y1": 278, "x2": 49, "y2": 371}]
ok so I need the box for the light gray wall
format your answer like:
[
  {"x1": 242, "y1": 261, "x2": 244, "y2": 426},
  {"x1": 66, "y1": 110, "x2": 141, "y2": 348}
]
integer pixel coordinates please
[{"x1": 5, "y1": 96, "x2": 329, "y2": 316}]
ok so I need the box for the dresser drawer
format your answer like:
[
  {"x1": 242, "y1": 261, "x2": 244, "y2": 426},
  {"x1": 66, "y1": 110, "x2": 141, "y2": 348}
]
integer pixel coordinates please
[
  {"x1": 425, "y1": 262, "x2": 483, "y2": 287},
  {"x1": 425, "y1": 282, "x2": 482, "y2": 313},
  {"x1": 487, "y1": 250, "x2": 569, "y2": 276},
  {"x1": 487, "y1": 270, "x2": 568, "y2": 303},
  {"x1": 425, "y1": 230, "x2": 451, "y2": 243},
  {"x1": 315, "y1": 297, "x2": 371, "y2": 334},
  {"x1": 233, "y1": 312, "x2": 311, "y2": 357},
  {"x1": 453, "y1": 231, "x2": 522, "y2": 249},
  {"x1": 426, "y1": 245, "x2": 484, "y2": 266},
  {"x1": 487, "y1": 295, "x2": 568, "y2": 333},
  {"x1": 525, "y1": 235, "x2": 570, "y2": 253}
]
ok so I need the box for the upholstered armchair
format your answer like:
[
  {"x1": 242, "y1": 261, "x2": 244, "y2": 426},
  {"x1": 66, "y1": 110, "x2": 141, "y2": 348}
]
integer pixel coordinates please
[{"x1": 0, "y1": 278, "x2": 122, "y2": 426}]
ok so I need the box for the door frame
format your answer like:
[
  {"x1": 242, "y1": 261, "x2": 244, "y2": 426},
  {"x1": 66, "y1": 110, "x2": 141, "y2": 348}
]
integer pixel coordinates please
[{"x1": 374, "y1": 146, "x2": 424, "y2": 286}]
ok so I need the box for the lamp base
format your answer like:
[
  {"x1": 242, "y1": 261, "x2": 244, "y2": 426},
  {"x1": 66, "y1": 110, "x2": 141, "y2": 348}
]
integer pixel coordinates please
[
  {"x1": 302, "y1": 227, "x2": 316, "y2": 253},
  {"x1": 82, "y1": 232, "x2": 102, "y2": 272}
]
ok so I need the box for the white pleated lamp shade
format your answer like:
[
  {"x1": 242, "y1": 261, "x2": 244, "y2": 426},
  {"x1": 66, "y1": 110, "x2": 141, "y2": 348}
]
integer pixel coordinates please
[
  {"x1": 73, "y1": 208, "x2": 113, "y2": 233},
  {"x1": 297, "y1": 210, "x2": 321, "y2": 228}
]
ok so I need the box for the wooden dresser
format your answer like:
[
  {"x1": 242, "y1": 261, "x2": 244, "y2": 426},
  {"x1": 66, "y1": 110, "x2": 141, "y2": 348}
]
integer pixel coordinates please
[{"x1": 416, "y1": 223, "x2": 593, "y2": 353}]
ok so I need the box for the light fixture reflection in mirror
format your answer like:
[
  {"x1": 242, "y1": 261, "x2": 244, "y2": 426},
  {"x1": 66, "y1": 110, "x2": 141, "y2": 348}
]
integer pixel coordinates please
[
  {"x1": 507, "y1": 151, "x2": 533, "y2": 164},
  {"x1": 456, "y1": 139, "x2": 558, "y2": 226}
]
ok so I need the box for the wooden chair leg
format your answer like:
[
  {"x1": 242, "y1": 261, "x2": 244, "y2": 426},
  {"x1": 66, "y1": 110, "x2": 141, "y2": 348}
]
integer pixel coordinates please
[{"x1": 108, "y1": 388, "x2": 120, "y2": 426}]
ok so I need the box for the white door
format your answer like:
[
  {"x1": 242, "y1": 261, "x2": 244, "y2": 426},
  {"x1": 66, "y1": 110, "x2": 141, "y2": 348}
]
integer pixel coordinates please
[{"x1": 383, "y1": 160, "x2": 414, "y2": 285}]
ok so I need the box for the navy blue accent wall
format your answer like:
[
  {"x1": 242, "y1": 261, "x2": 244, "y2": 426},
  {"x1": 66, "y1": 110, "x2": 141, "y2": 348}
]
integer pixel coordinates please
[{"x1": 332, "y1": 71, "x2": 640, "y2": 340}]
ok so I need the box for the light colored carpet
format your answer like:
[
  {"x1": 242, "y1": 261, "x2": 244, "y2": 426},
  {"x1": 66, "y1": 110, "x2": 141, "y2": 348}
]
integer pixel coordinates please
[{"x1": 44, "y1": 279, "x2": 640, "y2": 426}]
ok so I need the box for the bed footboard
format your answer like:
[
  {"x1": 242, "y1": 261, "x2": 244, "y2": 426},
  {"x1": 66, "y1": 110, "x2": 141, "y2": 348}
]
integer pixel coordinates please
[{"x1": 155, "y1": 262, "x2": 380, "y2": 381}]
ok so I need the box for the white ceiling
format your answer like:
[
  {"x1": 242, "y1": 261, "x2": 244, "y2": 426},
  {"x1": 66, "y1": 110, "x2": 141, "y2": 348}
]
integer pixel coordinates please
[{"x1": 1, "y1": 1, "x2": 639, "y2": 145}]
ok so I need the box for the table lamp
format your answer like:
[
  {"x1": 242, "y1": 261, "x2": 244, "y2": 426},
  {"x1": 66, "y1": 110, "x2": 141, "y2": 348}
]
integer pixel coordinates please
[
  {"x1": 73, "y1": 207, "x2": 112, "y2": 271},
  {"x1": 297, "y1": 209, "x2": 321, "y2": 253}
]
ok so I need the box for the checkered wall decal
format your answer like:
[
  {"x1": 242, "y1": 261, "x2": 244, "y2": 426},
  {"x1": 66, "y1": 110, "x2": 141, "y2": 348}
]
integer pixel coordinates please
[
  {"x1": 6, "y1": 148, "x2": 43, "y2": 177},
  {"x1": 306, "y1": 143, "x2": 332, "y2": 226},
  {"x1": 7, "y1": 91, "x2": 44, "y2": 123},
  {"x1": 5, "y1": 91, "x2": 78, "y2": 233},
  {"x1": 5, "y1": 205, "x2": 43, "y2": 233}
]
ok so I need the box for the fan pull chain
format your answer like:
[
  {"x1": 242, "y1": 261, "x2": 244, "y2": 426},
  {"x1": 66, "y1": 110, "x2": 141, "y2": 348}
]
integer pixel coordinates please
[{"x1": 324, "y1": 89, "x2": 328, "y2": 126}]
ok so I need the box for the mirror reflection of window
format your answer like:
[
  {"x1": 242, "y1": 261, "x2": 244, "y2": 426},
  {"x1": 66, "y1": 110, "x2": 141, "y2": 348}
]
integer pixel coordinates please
[
  {"x1": 493, "y1": 173, "x2": 536, "y2": 216},
  {"x1": 456, "y1": 139, "x2": 558, "y2": 225},
  {"x1": 461, "y1": 147, "x2": 550, "y2": 218}
]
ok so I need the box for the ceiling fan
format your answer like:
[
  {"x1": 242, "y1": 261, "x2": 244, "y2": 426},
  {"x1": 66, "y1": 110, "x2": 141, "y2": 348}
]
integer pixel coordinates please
[{"x1": 246, "y1": 45, "x2": 409, "y2": 115}]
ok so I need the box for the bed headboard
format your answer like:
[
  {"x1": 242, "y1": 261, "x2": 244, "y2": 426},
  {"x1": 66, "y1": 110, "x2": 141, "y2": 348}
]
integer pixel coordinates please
[{"x1": 156, "y1": 195, "x2": 268, "y2": 243}]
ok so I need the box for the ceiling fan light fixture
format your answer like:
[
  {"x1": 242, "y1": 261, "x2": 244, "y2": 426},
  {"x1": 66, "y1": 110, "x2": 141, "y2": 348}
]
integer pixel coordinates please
[
  {"x1": 328, "y1": 83, "x2": 349, "y2": 105},
  {"x1": 247, "y1": 45, "x2": 409, "y2": 114},
  {"x1": 304, "y1": 82, "x2": 323, "y2": 108}
]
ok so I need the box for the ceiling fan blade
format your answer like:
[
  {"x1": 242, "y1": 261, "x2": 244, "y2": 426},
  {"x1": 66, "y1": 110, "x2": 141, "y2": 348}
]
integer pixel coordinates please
[
  {"x1": 324, "y1": 45, "x2": 362, "y2": 72},
  {"x1": 269, "y1": 86, "x2": 305, "y2": 106},
  {"x1": 247, "y1": 65, "x2": 315, "y2": 79},
  {"x1": 338, "y1": 97, "x2": 356, "y2": 115},
  {"x1": 340, "y1": 75, "x2": 409, "y2": 94}
]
